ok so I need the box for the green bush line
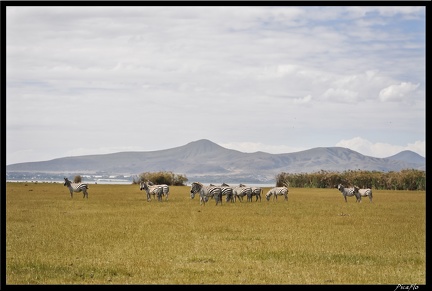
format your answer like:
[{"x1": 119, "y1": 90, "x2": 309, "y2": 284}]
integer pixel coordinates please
[
  {"x1": 134, "y1": 171, "x2": 188, "y2": 186},
  {"x1": 276, "y1": 169, "x2": 426, "y2": 190},
  {"x1": 129, "y1": 169, "x2": 426, "y2": 190}
]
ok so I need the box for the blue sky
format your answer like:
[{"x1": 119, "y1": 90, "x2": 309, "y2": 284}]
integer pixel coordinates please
[{"x1": 6, "y1": 5, "x2": 426, "y2": 165}]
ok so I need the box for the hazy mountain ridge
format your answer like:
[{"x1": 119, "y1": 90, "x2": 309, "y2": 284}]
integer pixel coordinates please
[{"x1": 6, "y1": 139, "x2": 425, "y2": 183}]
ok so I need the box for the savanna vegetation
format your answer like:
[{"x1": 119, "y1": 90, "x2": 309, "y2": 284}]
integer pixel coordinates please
[
  {"x1": 129, "y1": 169, "x2": 426, "y2": 191},
  {"x1": 133, "y1": 171, "x2": 188, "y2": 186},
  {"x1": 6, "y1": 182, "x2": 425, "y2": 285},
  {"x1": 276, "y1": 169, "x2": 426, "y2": 190}
]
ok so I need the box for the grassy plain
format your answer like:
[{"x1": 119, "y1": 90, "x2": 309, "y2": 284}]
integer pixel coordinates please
[{"x1": 6, "y1": 182, "x2": 426, "y2": 285}]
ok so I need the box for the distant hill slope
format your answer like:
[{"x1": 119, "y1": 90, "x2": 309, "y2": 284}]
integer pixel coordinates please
[
  {"x1": 385, "y1": 150, "x2": 425, "y2": 164},
  {"x1": 6, "y1": 139, "x2": 425, "y2": 183}
]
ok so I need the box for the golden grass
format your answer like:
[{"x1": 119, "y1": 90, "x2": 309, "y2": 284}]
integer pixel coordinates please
[{"x1": 6, "y1": 183, "x2": 425, "y2": 285}]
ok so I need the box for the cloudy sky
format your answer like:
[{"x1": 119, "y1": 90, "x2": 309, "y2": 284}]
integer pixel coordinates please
[{"x1": 6, "y1": 5, "x2": 426, "y2": 165}]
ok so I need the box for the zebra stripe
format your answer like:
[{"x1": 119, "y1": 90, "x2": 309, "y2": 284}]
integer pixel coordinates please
[
  {"x1": 232, "y1": 185, "x2": 252, "y2": 202},
  {"x1": 63, "y1": 177, "x2": 89, "y2": 199},
  {"x1": 190, "y1": 182, "x2": 222, "y2": 206},
  {"x1": 355, "y1": 186, "x2": 373, "y2": 203},
  {"x1": 140, "y1": 181, "x2": 164, "y2": 202},
  {"x1": 337, "y1": 184, "x2": 361, "y2": 203},
  {"x1": 265, "y1": 187, "x2": 288, "y2": 201},
  {"x1": 240, "y1": 184, "x2": 262, "y2": 202},
  {"x1": 211, "y1": 183, "x2": 234, "y2": 202},
  {"x1": 251, "y1": 187, "x2": 262, "y2": 202},
  {"x1": 221, "y1": 185, "x2": 234, "y2": 203},
  {"x1": 148, "y1": 181, "x2": 170, "y2": 200}
]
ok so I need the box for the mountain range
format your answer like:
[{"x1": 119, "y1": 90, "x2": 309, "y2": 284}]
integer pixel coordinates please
[{"x1": 5, "y1": 139, "x2": 425, "y2": 184}]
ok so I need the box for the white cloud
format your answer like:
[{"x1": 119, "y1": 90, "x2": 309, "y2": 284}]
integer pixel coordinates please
[
  {"x1": 322, "y1": 88, "x2": 359, "y2": 103},
  {"x1": 5, "y1": 6, "x2": 425, "y2": 165},
  {"x1": 379, "y1": 82, "x2": 420, "y2": 102},
  {"x1": 292, "y1": 94, "x2": 312, "y2": 105},
  {"x1": 336, "y1": 137, "x2": 425, "y2": 158}
]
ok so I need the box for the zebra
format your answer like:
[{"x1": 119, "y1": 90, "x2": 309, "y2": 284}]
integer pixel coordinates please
[
  {"x1": 63, "y1": 177, "x2": 89, "y2": 199},
  {"x1": 140, "y1": 181, "x2": 164, "y2": 202},
  {"x1": 211, "y1": 183, "x2": 234, "y2": 202},
  {"x1": 221, "y1": 183, "x2": 235, "y2": 203},
  {"x1": 148, "y1": 181, "x2": 170, "y2": 200},
  {"x1": 240, "y1": 184, "x2": 262, "y2": 202},
  {"x1": 355, "y1": 186, "x2": 373, "y2": 203},
  {"x1": 337, "y1": 184, "x2": 361, "y2": 203},
  {"x1": 251, "y1": 187, "x2": 262, "y2": 202},
  {"x1": 232, "y1": 185, "x2": 252, "y2": 202},
  {"x1": 190, "y1": 182, "x2": 222, "y2": 206},
  {"x1": 265, "y1": 186, "x2": 288, "y2": 201}
]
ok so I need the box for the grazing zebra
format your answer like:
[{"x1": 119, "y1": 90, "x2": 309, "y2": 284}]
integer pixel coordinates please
[
  {"x1": 140, "y1": 181, "x2": 164, "y2": 202},
  {"x1": 265, "y1": 187, "x2": 288, "y2": 201},
  {"x1": 337, "y1": 184, "x2": 361, "y2": 203},
  {"x1": 240, "y1": 184, "x2": 262, "y2": 202},
  {"x1": 63, "y1": 177, "x2": 89, "y2": 199},
  {"x1": 232, "y1": 185, "x2": 252, "y2": 202},
  {"x1": 190, "y1": 182, "x2": 222, "y2": 206},
  {"x1": 148, "y1": 181, "x2": 170, "y2": 200},
  {"x1": 221, "y1": 183, "x2": 235, "y2": 203},
  {"x1": 251, "y1": 187, "x2": 262, "y2": 202},
  {"x1": 355, "y1": 186, "x2": 373, "y2": 203},
  {"x1": 212, "y1": 183, "x2": 235, "y2": 202}
]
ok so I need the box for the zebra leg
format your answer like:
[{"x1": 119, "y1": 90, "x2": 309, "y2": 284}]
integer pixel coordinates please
[{"x1": 217, "y1": 193, "x2": 222, "y2": 205}]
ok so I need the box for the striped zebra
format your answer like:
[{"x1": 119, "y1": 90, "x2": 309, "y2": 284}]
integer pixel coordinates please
[
  {"x1": 190, "y1": 182, "x2": 222, "y2": 206},
  {"x1": 232, "y1": 185, "x2": 252, "y2": 202},
  {"x1": 63, "y1": 177, "x2": 89, "y2": 199},
  {"x1": 240, "y1": 184, "x2": 262, "y2": 202},
  {"x1": 211, "y1": 183, "x2": 235, "y2": 202},
  {"x1": 251, "y1": 187, "x2": 262, "y2": 202},
  {"x1": 148, "y1": 181, "x2": 170, "y2": 200},
  {"x1": 337, "y1": 184, "x2": 361, "y2": 203},
  {"x1": 265, "y1": 186, "x2": 288, "y2": 201},
  {"x1": 354, "y1": 186, "x2": 373, "y2": 203},
  {"x1": 140, "y1": 181, "x2": 164, "y2": 202},
  {"x1": 221, "y1": 183, "x2": 235, "y2": 203}
]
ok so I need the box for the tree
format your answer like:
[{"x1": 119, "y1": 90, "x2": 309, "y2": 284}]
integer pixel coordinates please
[{"x1": 74, "y1": 175, "x2": 82, "y2": 183}]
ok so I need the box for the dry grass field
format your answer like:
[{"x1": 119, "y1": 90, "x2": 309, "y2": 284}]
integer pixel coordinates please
[{"x1": 5, "y1": 182, "x2": 425, "y2": 285}]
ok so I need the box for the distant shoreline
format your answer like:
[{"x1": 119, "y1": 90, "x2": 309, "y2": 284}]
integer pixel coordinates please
[{"x1": 6, "y1": 179, "x2": 132, "y2": 185}]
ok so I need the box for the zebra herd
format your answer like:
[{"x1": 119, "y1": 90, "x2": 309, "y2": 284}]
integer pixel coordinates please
[
  {"x1": 337, "y1": 184, "x2": 373, "y2": 203},
  {"x1": 63, "y1": 177, "x2": 372, "y2": 204},
  {"x1": 190, "y1": 182, "x2": 289, "y2": 206}
]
